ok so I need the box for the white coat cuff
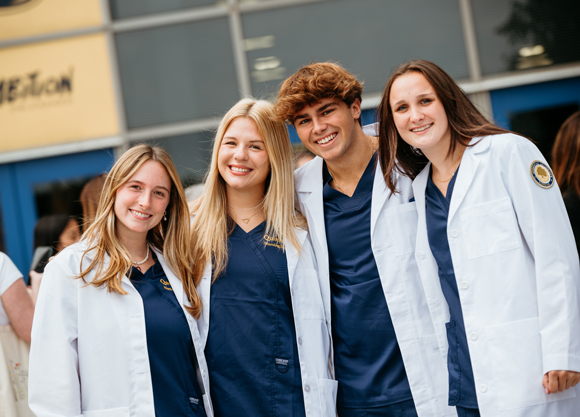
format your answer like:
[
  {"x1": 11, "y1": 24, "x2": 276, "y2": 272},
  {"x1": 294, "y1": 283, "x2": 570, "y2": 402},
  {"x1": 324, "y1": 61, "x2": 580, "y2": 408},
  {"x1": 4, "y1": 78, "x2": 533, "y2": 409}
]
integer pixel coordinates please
[{"x1": 543, "y1": 354, "x2": 580, "y2": 374}]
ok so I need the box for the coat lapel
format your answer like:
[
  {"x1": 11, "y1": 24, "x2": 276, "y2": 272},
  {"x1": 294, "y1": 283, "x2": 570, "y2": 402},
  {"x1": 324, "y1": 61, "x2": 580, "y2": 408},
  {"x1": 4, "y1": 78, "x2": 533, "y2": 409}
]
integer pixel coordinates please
[
  {"x1": 370, "y1": 159, "x2": 390, "y2": 241},
  {"x1": 296, "y1": 158, "x2": 329, "y2": 267},
  {"x1": 448, "y1": 137, "x2": 489, "y2": 223},
  {"x1": 295, "y1": 157, "x2": 331, "y2": 324},
  {"x1": 285, "y1": 227, "x2": 307, "y2": 290},
  {"x1": 197, "y1": 262, "x2": 213, "y2": 347}
]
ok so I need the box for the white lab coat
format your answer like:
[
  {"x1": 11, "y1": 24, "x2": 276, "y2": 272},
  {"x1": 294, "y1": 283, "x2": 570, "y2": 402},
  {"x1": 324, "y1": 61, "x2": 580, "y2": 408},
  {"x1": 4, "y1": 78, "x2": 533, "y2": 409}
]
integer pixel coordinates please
[
  {"x1": 196, "y1": 227, "x2": 338, "y2": 416},
  {"x1": 29, "y1": 241, "x2": 214, "y2": 417},
  {"x1": 412, "y1": 133, "x2": 580, "y2": 416},
  {"x1": 295, "y1": 156, "x2": 457, "y2": 417}
]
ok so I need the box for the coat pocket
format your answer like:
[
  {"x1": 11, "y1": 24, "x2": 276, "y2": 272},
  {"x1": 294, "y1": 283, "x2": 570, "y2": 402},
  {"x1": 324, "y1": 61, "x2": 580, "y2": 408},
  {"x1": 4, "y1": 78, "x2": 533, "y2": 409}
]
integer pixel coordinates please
[
  {"x1": 83, "y1": 407, "x2": 130, "y2": 417},
  {"x1": 317, "y1": 378, "x2": 338, "y2": 417},
  {"x1": 486, "y1": 317, "x2": 576, "y2": 411},
  {"x1": 459, "y1": 197, "x2": 520, "y2": 259}
]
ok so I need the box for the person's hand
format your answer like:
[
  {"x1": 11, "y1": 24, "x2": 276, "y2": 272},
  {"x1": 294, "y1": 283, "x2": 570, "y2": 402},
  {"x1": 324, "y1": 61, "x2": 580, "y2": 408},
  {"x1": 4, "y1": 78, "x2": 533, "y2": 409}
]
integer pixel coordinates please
[{"x1": 543, "y1": 370, "x2": 580, "y2": 394}]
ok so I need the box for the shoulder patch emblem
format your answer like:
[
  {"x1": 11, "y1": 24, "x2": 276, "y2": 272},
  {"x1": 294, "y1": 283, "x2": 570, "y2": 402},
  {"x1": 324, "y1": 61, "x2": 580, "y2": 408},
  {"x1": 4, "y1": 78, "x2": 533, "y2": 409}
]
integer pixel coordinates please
[{"x1": 529, "y1": 160, "x2": 554, "y2": 189}]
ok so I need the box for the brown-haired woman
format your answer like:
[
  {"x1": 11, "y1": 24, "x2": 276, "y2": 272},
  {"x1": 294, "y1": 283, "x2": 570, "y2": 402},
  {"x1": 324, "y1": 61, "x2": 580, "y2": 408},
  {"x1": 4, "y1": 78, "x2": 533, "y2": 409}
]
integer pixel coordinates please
[
  {"x1": 552, "y1": 111, "x2": 580, "y2": 254},
  {"x1": 378, "y1": 60, "x2": 580, "y2": 417},
  {"x1": 29, "y1": 144, "x2": 212, "y2": 417}
]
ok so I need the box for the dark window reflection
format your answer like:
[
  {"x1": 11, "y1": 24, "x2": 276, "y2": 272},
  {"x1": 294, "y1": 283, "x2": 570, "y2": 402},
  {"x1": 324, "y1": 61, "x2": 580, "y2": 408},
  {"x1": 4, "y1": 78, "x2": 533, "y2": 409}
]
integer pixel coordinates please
[
  {"x1": 473, "y1": 0, "x2": 580, "y2": 75},
  {"x1": 137, "y1": 129, "x2": 214, "y2": 187},
  {"x1": 34, "y1": 177, "x2": 92, "y2": 231},
  {"x1": 510, "y1": 103, "x2": 580, "y2": 161}
]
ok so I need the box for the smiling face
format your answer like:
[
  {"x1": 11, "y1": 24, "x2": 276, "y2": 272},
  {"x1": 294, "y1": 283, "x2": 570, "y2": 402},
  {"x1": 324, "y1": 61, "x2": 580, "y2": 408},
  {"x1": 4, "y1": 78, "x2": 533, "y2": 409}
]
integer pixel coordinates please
[
  {"x1": 217, "y1": 117, "x2": 270, "y2": 195},
  {"x1": 114, "y1": 160, "x2": 171, "y2": 241},
  {"x1": 293, "y1": 97, "x2": 361, "y2": 163},
  {"x1": 389, "y1": 71, "x2": 451, "y2": 159}
]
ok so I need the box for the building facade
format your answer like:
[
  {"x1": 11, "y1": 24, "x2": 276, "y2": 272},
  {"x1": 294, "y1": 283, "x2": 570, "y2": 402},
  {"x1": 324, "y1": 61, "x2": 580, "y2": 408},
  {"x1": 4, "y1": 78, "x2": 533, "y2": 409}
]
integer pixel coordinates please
[{"x1": 1, "y1": 0, "x2": 579, "y2": 274}]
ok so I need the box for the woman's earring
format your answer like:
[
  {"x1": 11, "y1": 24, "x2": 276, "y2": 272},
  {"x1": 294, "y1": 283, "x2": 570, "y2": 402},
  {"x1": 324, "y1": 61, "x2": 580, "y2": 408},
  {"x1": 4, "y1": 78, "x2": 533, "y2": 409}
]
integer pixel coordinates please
[{"x1": 164, "y1": 211, "x2": 167, "y2": 221}]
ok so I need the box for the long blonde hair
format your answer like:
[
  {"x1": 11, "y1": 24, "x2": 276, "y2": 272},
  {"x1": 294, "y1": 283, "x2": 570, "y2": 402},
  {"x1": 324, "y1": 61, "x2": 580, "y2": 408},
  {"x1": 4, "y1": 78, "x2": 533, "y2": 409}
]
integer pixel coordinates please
[
  {"x1": 191, "y1": 98, "x2": 305, "y2": 282},
  {"x1": 80, "y1": 144, "x2": 202, "y2": 318}
]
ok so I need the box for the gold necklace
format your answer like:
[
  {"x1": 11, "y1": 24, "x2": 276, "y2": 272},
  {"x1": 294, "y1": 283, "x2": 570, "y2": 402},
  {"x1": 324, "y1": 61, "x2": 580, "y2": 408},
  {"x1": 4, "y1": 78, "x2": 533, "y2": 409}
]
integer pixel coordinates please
[
  {"x1": 432, "y1": 163, "x2": 461, "y2": 183},
  {"x1": 328, "y1": 170, "x2": 346, "y2": 194},
  {"x1": 239, "y1": 210, "x2": 261, "y2": 224},
  {"x1": 229, "y1": 204, "x2": 263, "y2": 224},
  {"x1": 327, "y1": 134, "x2": 375, "y2": 194}
]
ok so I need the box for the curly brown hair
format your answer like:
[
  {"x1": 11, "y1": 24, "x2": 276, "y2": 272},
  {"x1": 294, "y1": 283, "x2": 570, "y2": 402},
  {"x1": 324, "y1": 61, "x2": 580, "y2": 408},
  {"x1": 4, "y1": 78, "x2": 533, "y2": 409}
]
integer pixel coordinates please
[{"x1": 275, "y1": 62, "x2": 363, "y2": 125}]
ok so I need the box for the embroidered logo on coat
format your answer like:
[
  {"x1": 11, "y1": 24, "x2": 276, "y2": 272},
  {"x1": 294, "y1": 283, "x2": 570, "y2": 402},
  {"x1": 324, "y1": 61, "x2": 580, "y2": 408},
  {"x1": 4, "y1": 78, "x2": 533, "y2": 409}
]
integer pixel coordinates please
[
  {"x1": 160, "y1": 278, "x2": 173, "y2": 291},
  {"x1": 264, "y1": 235, "x2": 284, "y2": 250},
  {"x1": 529, "y1": 160, "x2": 554, "y2": 189}
]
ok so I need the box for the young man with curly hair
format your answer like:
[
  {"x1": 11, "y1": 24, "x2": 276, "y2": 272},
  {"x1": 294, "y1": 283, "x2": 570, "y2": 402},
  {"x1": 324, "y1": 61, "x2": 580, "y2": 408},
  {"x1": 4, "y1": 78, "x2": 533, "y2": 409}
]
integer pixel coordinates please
[{"x1": 275, "y1": 62, "x2": 456, "y2": 417}]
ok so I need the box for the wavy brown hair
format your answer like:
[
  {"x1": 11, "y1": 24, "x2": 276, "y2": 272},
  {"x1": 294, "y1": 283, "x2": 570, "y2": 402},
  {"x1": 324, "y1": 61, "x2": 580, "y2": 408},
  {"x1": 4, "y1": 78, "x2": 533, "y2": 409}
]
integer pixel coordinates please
[
  {"x1": 79, "y1": 144, "x2": 202, "y2": 318},
  {"x1": 275, "y1": 62, "x2": 363, "y2": 126},
  {"x1": 552, "y1": 111, "x2": 580, "y2": 195},
  {"x1": 191, "y1": 98, "x2": 306, "y2": 283},
  {"x1": 377, "y1": 60, "x2": 510, "y2": 193}
]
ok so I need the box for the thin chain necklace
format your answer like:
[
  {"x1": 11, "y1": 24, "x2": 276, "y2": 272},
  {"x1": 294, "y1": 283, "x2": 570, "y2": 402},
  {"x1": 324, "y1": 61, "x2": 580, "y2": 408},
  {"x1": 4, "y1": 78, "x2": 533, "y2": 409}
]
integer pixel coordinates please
[
  {"x1": 432, "y1": 148, "x2": 465, "y2": 183},
  {"x1": 432, "y1": 168, "x2": 458, "y2": 183},
  {"x1": 239, "y1": 210, "x2": 261, "y2": 224},
  {"x1": 327, "y1": 168, "x2": 346, "y2": 194},
  {"x1": 229, "y1": 203, "x2": 263, "y2": 224},
  {"x1": 327, "y1": 135, "x2": 375, "y2": 194}
]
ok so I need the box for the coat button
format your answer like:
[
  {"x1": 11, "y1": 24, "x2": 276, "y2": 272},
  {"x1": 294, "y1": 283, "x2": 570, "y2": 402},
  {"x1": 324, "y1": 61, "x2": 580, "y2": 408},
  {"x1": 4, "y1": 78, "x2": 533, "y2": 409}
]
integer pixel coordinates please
[
  {"x1": 304, "y1": 385, "x2": 310, "y2": 393},
  {"x1": 470, "y1": 332, "x2": 478, "y2": 341},
  {"x1": 450, "y1": 230, "x2": 459, "y2": 238},
  {"x1": 480, "y1": 384, "x2": 487, "y2": 393},
  {"x1": 418, "y1": 252, "x2": 426, "y2": 260},
  {"x1": 461, "y1": 281, "x2": 469, "y2": 290},
  {"x1": 298, "y1": 337, "x2": 303, "y2": 346}
]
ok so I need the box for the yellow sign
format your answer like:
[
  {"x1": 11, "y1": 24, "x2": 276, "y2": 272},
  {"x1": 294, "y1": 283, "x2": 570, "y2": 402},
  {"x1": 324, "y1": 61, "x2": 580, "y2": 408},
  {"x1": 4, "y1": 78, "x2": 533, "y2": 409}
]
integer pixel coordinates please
[
  {"x1": 0, "y1": 33, "x2": 120, "y2": 152},
  {"x1": 0, "y1": 0, "x2": 103, "y2": 42}
]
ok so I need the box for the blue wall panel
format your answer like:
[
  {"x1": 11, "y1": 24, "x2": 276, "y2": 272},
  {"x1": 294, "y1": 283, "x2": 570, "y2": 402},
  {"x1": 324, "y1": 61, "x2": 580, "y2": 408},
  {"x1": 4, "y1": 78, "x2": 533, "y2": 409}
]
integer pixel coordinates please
[
  {"x1": 491, "y1": 77, "x2": 580, "y2": 129},
  {"x1": 0, "y1": 149, "x2": 115, "y2": 275}
]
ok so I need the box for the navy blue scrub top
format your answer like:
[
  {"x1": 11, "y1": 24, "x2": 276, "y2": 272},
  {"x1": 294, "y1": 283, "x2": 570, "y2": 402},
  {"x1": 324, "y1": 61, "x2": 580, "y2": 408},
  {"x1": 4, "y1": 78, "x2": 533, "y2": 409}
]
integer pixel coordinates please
[
  {"x1": 425, "y1": 168, "x2": 478, "y2": 409},
  {"x1": 130, "y1": 255, "x2": 206, "y2": 417},
  {"x1": 205, "y1": 221, "x2": 305, "y2": 417},
  {"x1": 323, "y1": 152, "x2": 413, "y2": 409}
]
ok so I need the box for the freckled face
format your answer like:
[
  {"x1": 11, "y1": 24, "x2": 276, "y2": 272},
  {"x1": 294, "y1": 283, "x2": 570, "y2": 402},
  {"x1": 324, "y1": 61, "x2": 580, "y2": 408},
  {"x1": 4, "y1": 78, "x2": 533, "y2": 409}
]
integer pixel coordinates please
[
  {"x1": 114, "y1": 160, "x2": 171, "y2": 240},
  {"x1": 217, "y1": 117, "x2": 270, "y2": 194},
  {"x1": 389, "y1": 72, "x2": 451, "y2": 158}
]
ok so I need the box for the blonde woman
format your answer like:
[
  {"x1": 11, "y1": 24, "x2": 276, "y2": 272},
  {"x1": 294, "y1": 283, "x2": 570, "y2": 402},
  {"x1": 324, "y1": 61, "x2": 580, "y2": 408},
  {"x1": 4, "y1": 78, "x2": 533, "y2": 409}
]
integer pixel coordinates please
[
  {"x1": 191, "y1": 98, "x2": 336, "y2": 417},
  {"x1": 29, "y1": 145, "x2": 212, "y2": 417}
]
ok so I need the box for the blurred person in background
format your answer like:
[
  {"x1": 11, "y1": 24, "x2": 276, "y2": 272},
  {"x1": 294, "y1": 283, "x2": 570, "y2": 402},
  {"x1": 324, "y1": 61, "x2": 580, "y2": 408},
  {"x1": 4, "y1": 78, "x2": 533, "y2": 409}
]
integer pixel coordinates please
[
  {"x1": 28, "y1": 214, "x2": 81, "y2": 304},
  {"x1": 80, "y1": 173, "x2": 107, "y2": 231},
  {"x1": 190, "y1": 98, "x2": 336, "y2": 416},
  {"x1": 293, "y1": 148, "x2": 315, "y2": 169},
  {"x1": 552, "y1": 111, "x2": 580, "y2": 254},
  {"x1": 29, "y1": 144, "x2": 211, "y2": 417},
  {"x1": 0, "y1": 251, "x2": 35, "y2": 416},
  {"x1": 0, "y1": 252, "x2": 34, "y2": 342}
]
